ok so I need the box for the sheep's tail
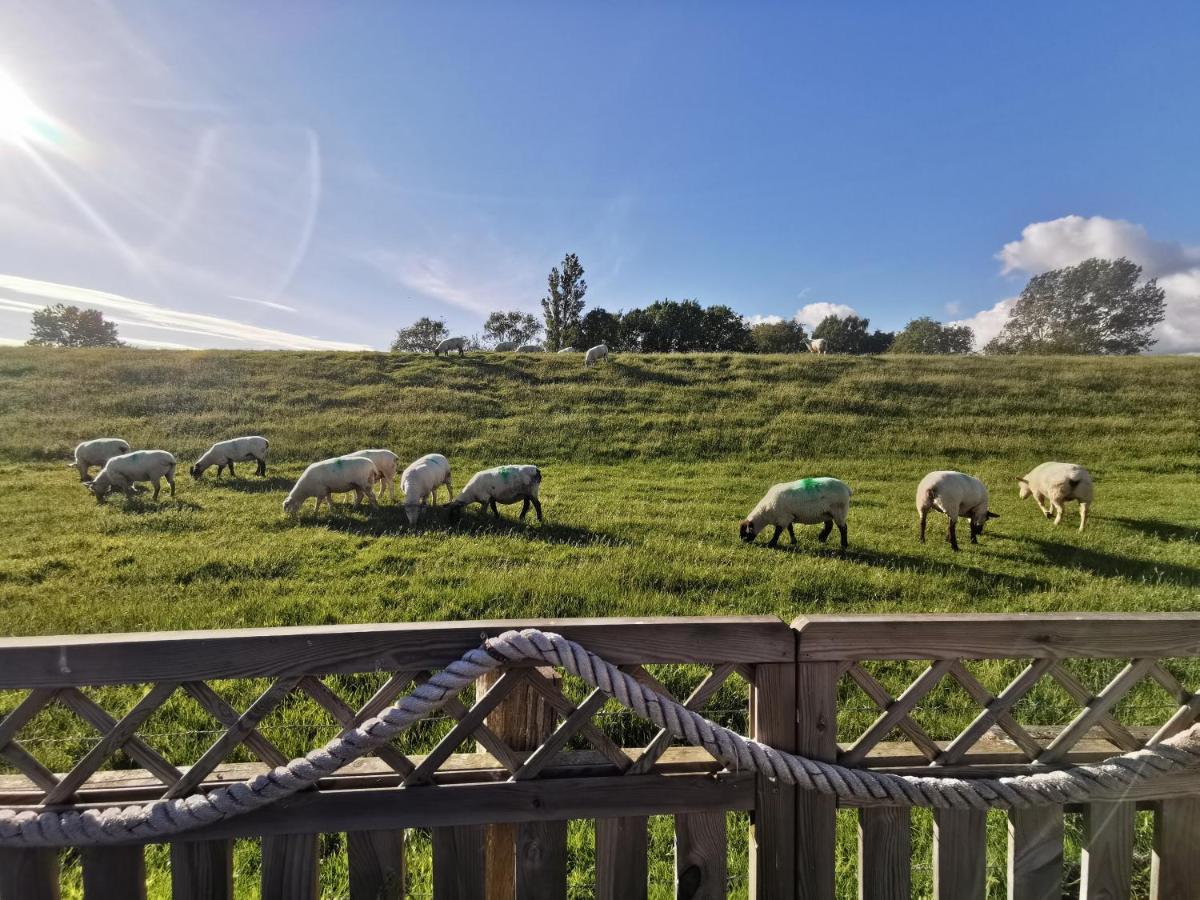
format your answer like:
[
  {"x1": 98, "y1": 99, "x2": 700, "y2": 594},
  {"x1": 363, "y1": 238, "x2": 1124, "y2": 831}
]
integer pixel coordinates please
[
  {"x1": 531, "y1": 467, "x2": 542, "y2": 484},
  {"x1": 263, "y1": 438, "x2": 270, "y2": 448},
  {"x1": 919, "y1": 486, "x2": 936, "y2": 509}
]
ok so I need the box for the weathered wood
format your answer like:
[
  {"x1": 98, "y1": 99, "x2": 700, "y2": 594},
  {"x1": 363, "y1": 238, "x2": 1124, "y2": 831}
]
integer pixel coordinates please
[
  {"x1": 595, "y1": 817, "x2": 648, "y2": 900},
  {"x1": 1151, "y1": 797, "x2": 1200, "y2": 899},
  {"x1": 1007, "y1": 806, "x2": 1063, "y2": 900},
  {"x1": 1080, "y1": 802, "x2": 1133, "y2": 900},
  {"x1": 512, "y1": 688, "x2": 608, "y2": 781},
  {"x1": 858, "y1": 806, "x2": 911, "y2": 900},
  {"x1": 515, "y1": 819, "x2": 567, "y2": 900},
  {"x1": 794, "y1": 613, "x2": 1200, "y2": 659},
  {"x1": 933, "y1": 808, "x2": 986, "y2": 900},
  {"x1": 792, "y1": 661, "x2": 838, "y2": 900},
  {"x1": 628, "y1": 663, "x2": 736, "y2": 775},
  {"x1": 55, "y1": 688, "x2": 182, "y2": 788},
  {"x1": 170, "y1": 839, "x2": 233, "y2": 900},
  {"x1": 675, "y1": 811, "x2": 726, "y2": 900},
  {"x1": 0, "y1": 848, "x2": 59, "y2": 900},
  {"x1": 1039, "y1": 660, "x2": 1155, "y2": 762},
  {"x1": 432, "y1": 824, "x2": 486, "y2": 899},
  {"x1": 521, "y1": 668, "x2": 632, "y2": 770},
  {"x1": 842, "y1": 661, "x2": 950, "y2": 764},
  {"x1": 0, "y1": 742, "x2": 59, "y2": 793},
  {"x1": 347, "y1": 830, "x2": 405, "y2": 900},
  {"x1": 298, "y1": 677, "x2": 416, "y2": 777},
  {"x1": 748, "y1": 661, "x2": 798, "y2": 898},
  {"x1": 182, "y1": 681, "x2": 289, "y2": 767},
  {"x1": 261, "y1": 833, "x2": 319, "y2": 900},
  {"x1": 81, "y1": 845, "x2": 146, "y2": 899},
  {"x1": 938, "y1": 660, "x2": 1050, "y2": 764},
  {"x1": 0, "y1": 616, "x2": 794, "y2": 688},
  {"x1": 1044, "y1": 664, "x2": 1140, "y2": 751}
]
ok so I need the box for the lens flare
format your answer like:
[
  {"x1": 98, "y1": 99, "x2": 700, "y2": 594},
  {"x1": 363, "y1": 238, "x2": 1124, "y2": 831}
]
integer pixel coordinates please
[{"x1": 0, "y1": 69, "x2": 63, "y2": 147}]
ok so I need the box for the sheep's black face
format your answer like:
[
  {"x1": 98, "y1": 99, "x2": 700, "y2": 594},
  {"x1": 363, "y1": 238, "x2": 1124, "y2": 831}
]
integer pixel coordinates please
[
  {"x1": 739, "y1": 520, "x2": 756, "y2": 543},
  {"x1": 445, "y1": 502, "x2": 465, "y2": 523},
  {"x1": 189, "y1": 464, "x2": 203, "y2": 480}
]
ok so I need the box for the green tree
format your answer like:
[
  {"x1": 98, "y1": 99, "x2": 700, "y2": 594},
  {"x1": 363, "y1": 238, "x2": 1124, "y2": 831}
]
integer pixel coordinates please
[
  {"x1": 482, "y1": 310, "x2": 541, "y2": 348},
  {"x1": 577, "y1": 308, "x2": 622, "y2": 349},
  {"x1": 540, "y1": 252, "x2": 587, "y2": 351},
  {"x1": 811, "y1": 314, "x2": 892, "y2": 353},
  {"x1": 701, "y1": 304, "x2": 753, "y2": 351},
  {"x1": 390, "y1": 316, "x2": 448, "y2": 352},
  {"x1": 986, "y1": 257, "x2": 1166, "y2": 355},
  {"x1": 27, "y1": 305, "x2": 123, "y2": 348},
  {"x1": 750, "y1": 319, "x2": 808, "y2": 353},
  {"x1": 889, "y1": 317, "x2": 974, "y2": 354}
]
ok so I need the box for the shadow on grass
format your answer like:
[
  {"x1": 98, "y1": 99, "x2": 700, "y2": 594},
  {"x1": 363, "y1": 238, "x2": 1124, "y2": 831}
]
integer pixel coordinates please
[
  {"x1": 845, "y1": 546, "x2": 1052, "y2": 594},
  {"x1": 608, "y1": 360, "x2": 689, "y2": 386},
  {"x1": 113, "y1": 497, "x2": 203, "y2": 513},
  {"x1": 1028, "y1": 538, "x2": 1200, "y2": 587},
  {"x1": 206, "y1": 475, "x2": 293, "y2": 494},
  {"x1": 1103, "y1": 516, "x2": 1200, "y2": 544}
]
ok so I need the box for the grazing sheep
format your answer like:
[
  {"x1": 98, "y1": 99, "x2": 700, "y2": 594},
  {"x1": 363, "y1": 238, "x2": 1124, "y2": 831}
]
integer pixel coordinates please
[
  {"x1": 584, "y1": 344, "x2": 609, "y2": 367},
  {"x1": 516, "y1": 344, "x2": 544, "y2": 352},
  {"x1": 739, "y1": 477, "x2": 852, "y2": 554},
  {"x1": 446, "y1": 465, "x2": 543, "y2": 522},
  {"x1": 916, "y1": 471, "x2": 998, "y2": 551},
  {"x1": 400, "y1": 453, "x2": 454, "y2": 524},
  {"x1": 84, "y1": 450, "x2": 176, "y2": 503},
  {"x1": 434, "y1": 337, "x2": 467, "y2": 357},
  {"x1": 1018, "y1": 462, "x2": 1094, "y2": 531},
  {"x1": 345, "y1": 449, "x2": 400, "y2": 502},
  {"x1": 808, "y1": 339, "x2": 827, "y2": 355},
  {"x1": 69, "y1": 438, "x2": 130, "y2": 482},
  {"x1": 493, "y1": 341, "x2": 518, "y2": 352},
  {"x1": 190, "y1": 436, "x2": 269, "y2": 480},
  {"x1": 283, "y1": 456, "x2": 378, "y2": 517}
]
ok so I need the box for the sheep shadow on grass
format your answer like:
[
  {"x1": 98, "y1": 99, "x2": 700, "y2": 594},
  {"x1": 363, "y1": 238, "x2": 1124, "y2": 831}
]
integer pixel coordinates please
[
  {"x1": 844, "y1": 547, "x2": 1052, "y2": 596},
  {"x1": 1027, "y1": 538, "x2": 1200, "y2": 588},
  {"x1": 207, "y1": 475, "x2": 294, "y2": 494},
  {"x1": 1102, "y1": 516, "x2": 1200, "y2": 544},
  {"x1": 111, "y1": 496, "x2": 203, "y2": 513}
]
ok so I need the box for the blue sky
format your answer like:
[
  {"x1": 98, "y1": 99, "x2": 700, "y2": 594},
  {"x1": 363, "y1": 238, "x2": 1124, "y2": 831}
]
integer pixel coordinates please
[{"x1": 1, "y1": 2, "x2": 1198, "y2": 351}]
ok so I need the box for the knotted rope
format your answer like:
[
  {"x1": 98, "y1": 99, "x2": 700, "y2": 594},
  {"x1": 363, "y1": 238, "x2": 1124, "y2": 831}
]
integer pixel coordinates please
[{"x1": 1, "y1": 628, "x2": 1198, "y2": 847}]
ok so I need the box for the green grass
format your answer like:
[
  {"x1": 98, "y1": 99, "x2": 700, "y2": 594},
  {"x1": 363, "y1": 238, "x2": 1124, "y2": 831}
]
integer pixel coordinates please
[{"x1": 0, "y1": 347, "x2": 1197, "y2": 897}]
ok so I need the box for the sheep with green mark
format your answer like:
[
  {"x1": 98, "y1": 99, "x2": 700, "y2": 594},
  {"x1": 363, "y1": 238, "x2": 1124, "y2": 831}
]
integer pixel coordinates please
[
  {"x1": 446, "y1": 464, "x2": 543, "y2": 523},
  {"x1": 343, "y1": 449, "x2": 399, "y2": 502},
  {"x1": 740, "y1": 477, "x2": 851, "y2": 553},
  {"x1": 283, "y1": 456, "x2": 378, "y2": 517}
]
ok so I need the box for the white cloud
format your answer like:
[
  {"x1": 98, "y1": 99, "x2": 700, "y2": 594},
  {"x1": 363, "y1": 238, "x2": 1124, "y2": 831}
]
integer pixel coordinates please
[
  {"x1": 950, "y1": 297, "x2": 1018, "y2": 350},
  {"x1": 229, "y1": 295, "x2": 298, "y2": 313},
  {"x1": 794, "y1": 302, "x2": 857, "y2": 330},
  {"x1": 0, "y1": 336, "x2": 22, "y2": 346},
  {"x1": 748, "y1": 314, "x2": 784, "y2": 326},
  {"x1": 124, "y1": 336, "x2": 198, "y2": 349},
  {"x1": 944, "y1": 301, "x2": 961, "y2": 317},
  {"x1": 0, "y1": 274, "x2": 369, "y2": 350}
]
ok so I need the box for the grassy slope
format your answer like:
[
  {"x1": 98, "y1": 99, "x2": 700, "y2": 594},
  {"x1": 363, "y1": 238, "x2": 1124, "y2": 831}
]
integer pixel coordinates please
[{"x1": 1, "y1": 348, "x2": 1198, "y2": 898}]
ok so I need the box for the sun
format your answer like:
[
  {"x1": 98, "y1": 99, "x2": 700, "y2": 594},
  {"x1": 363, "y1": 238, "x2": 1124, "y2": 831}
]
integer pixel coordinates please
[{"x1": 0, "y1": 69, "x2": 61, "y2": 147}]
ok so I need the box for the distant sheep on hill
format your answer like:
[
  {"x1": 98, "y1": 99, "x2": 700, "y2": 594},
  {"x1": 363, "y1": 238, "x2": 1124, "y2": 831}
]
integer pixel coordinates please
[
  {"x1": 808, "y1": 339, "x2": 827, "y2": 354},
  {"x1": 434, "y1": 337, "x2": 467, "y2": 356},
  {"x1": 585, "y1": 344, "x2": 609, "y2": 367}
]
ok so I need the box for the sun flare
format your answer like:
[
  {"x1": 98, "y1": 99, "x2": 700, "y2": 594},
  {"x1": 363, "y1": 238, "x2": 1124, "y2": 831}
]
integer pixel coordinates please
[{"x1": 0, "y1": 69, "x2": 61, "y2": 146}]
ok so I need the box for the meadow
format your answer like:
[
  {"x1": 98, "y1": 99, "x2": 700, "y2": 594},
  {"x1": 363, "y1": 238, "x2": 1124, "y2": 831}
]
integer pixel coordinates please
[{"x1": 0, "y1": 347, "x2": 1197, "y2": 897}]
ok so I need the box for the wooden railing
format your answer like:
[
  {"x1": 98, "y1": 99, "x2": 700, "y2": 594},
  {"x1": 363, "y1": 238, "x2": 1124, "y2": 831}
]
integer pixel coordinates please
[{"x1": 0, "y1": 613, "x2": 1197, "y2": 898}]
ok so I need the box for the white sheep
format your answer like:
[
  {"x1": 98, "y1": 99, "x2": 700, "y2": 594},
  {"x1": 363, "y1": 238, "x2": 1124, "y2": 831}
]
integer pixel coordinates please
[
  {"x1": 345, "y1": 449, "x2": 400, "y2": 502},
  {"x1": 283, "y1": 456, "x2": 378, "y2": 517},
  {"x1": 84, "y1": 450, "x2": 176, "y2": 503},
  {"x1": 1018, "y1": 462, "x2": 1094, "y2": 531},
  {"x1": 584, "y1": 344, "x2": 609, "y2": 367},
  {"x1": 190, "y1": 436, "x2": 270, "y2": 480},
  {"x1": 808, "y1": 339, "x2": 827, "y2": 355},
  {"x1": 400, "y1": 453, "x2": 454, "y2": 524},
  {"x1": 516, "y1": 344, "x2": 544, "y2": 352},
  {"x1": 493, "y1": 341, "x2": 518, "y2": 352},
  {"x1": 447, "y1": 465, "x2": 543, "y2": 522},
  {"x1": 739, "y1": 477, "x2": 851, "y2": 554},
  {"x1": 69, "y1": 438, "x2": 130, "y2": 482},
  {"x1": 434, "y1": 337, "x2": 467, "y2": 357},
  {"x1": 916, "y1": 470, "x2": 998, "y2": 551}
]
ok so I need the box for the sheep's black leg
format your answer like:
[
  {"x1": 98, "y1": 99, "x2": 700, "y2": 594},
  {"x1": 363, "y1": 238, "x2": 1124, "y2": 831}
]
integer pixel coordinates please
[
  {"x1": 490, "y1": 498, "x2": 500, "y2": 518},
  {"x1": 530, "y1": 496, "x2": 543, "y2": 522},
  {"x1": 767, "y1": 525, "x2": 782, "y2": 547},
  {"x1": 969, "y1": 521, "x2": 980, "y2": 544},
  {"x1": 152, "y1": 480, "x2": 161, "y2": 501},
  {"x1": 256, "y1": 457, "x2": 266, "y2": 476},
  {"x1": 788, "y1": 524, "x2": 797, "y2": 544},
  {"x1": 919, "y1": 510, "x2": 927, "y2": 543},
  {"x1": 817, "y1": 521, "x2": 833, "y2": 543},
  {"x1": 519, "y1": 498, "x2": 531, "y2": 519},
  {"x1": 837, "y1": 522, "x2": 848, "y2": 556},
  {"x1": 229, "y1": 462, "x2": 236, "y2": 478},
  {"x1": 948, "y1": 519, "x2": 960, "y2": 551}
]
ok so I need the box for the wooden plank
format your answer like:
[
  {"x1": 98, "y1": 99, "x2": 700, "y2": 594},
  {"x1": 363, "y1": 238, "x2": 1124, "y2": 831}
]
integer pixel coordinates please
[
  {"x1": 595, "y1": 817, "x2": 648, "y2": 900},
  {"x1": 347, "y1": 830, "x2": 405, "y2": 900},
  {"x1": 933, "y1": 808, "x2": 986, "y2": 900},
  {"x1": 0, "y1": 848, "x2": 59, "y2": 900},
  {"x1": 515, "y1": 819, "x2": 567, "y2": 900},
  {"x1": 629, "y1": 663, "x2": 736, "y2": 775},
  {"x1": 55, "y1": 688, "x2": 182, "y2": 789},
  {"x1": 793, "y1": 613, "x2": 1200, "y2": 659},
  {"x1": 1006, "y1": 806, "x2": 1063, "y2": 900},
  {"x1": 432, "y1": 824, "x2": 485, "y2": 899},
  {"x1": 858, "y1": 806, "x2": 911, "y2": 900},
  {"x1": 511, "y1": 688, "x2": 608, "y2": 781},
  {"x1": 1151, "y1": 797, "x2": 1200, "y2": 899},
  {"x1": 261, "y1": 833, "x2": 319, "y2": 900},
  {"x1": 1045, "y1": 664, "x2": 1140, "y2": 752},
  {"x1": 521, "y1": 668, "x2": 632, "y2": 771},
  {"x1": 793, "y1": 661, "x2": 838, "y2": 900},
  {"x1": 675, "y1": 811, "x2": 726, "y2": 900},
  {"x1": 842, "y1": 661, "x2": 948, "y2": 764},
  {"x1": 0, "y1": 689, "x2": 58, "y2": 747},
  {"x1": 0, "y1": 616, "x2": 794, "y2": 688},
  {"x1": 170, "y1": 839, "x2": 233, "y2": 900},
  {"x1": 0, "y1": 742, "x2": 59, "y2": 793},
  {"x1": 748, "y1": 661, "x2": 798, "y2": 898},
  {"x1": 81, "y1": 845, "x2": 146, "y2": 899},
  {"x1": 1080, "y1": 802, "x2": 1133, "y2": 900},
  {"x1": 182, "y1": 681, "x2": 289, "y2": 767},
  {"x1": 299, "y1": 676, "x2": 415, "y2": 777},
  {"x1": 1039, "y1": 660, "x2": 1154, "y2": 762},
  {"x1": 938, "y1": 660, "x2": 1049, "y2": 764}
]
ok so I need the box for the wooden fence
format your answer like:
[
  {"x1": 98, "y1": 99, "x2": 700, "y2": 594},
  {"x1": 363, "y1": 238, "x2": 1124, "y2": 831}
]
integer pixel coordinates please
[{"x1": 0, "y1": 613, "x2": 1197, "y2": 898}]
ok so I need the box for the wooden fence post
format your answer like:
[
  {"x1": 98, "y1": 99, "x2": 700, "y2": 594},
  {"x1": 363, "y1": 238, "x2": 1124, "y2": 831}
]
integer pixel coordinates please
[
  {"x1": 794, "y1": 661, "x2": 838, "y2": 900},
  {"x1": 1151, "y1": 798, "x2": 1200, "y2": 899},
  {"x1": 0, "y1": 848, "x2": 59, "y2": 900},
  {"x1": 170, "y1": 839, "x2": 234, "y2": 900},
  {"x1": 749, "y1": 661, "x2": 800, "y2": 898}
]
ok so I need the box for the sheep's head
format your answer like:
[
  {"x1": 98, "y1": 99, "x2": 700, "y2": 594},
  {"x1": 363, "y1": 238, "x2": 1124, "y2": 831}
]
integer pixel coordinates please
[
  {"x1": 189, "y1": 462, "x2": 206, "y2": 480},
  {"x1": 282, "y1": 494, "x2": 300, "y2": 516},
  {"x1": 84, "y1": 475, "x2": 112, "y2": 503},
  {"x1": 402, "y1": 502, "x2": 423, "y2": 526},
  {"x1": 445, "y1": 500, "x2": 466, "y2": 523},
  {"x1": 1017, "y1": 477, "x2": 1032, "y2": 499},
  {"x1": 739, "y1": 519, "x2": 758, "y2": 543},
  {"x1": 971, "y1": 509, "x2": 1000, "y2": 535}
]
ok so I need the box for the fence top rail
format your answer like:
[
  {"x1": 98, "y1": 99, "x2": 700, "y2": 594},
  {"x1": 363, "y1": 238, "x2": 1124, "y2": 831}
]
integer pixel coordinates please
[
  {"x1": 793, "y1": 613, "x2": 1200, "y2": 659},
  {"x1": 0, "y1": 616, "x2": 793, "y2": 688}
]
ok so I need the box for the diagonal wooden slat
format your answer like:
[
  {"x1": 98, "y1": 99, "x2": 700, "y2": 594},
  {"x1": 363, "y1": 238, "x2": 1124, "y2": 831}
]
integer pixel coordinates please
[
  {"x1": 439, "y1": 694, "x2": 524, "y2": 774},
  {"x1": 733, "y1": 663, "x2": 756, "y2": 685},
  {"x1": 45, "y1": 682, "x2": 179, "y2": 805},
  {"x1": 629, "y1": 664, "x2": 736, "y2": 775},
  {"x1": 1149, "y1": 693, "x2": 1200, "y2": 746},
  {"x1": 0, "y1": 743, "x2": 59, "y2": 793},
  {"x1": 346, "y1": 671, "x2": 421, "y2": 724},
  {"x1": 404, "y1": 670, "x2": 526, "y2": 786},
  {"x1": 1147, "y1": 662, "x2": 1189, "y2": 703},
  {"x1": 165, "y1": 676, "x2": 303, "y2": 799},
  {"x1": 522, "y1": 667, "x2": 634, "y2": 772},
  {"x1": 1045, "y1": 664, "x2": 1140, "y2": 753},
  {"x1": 511, "y1": 688, "x2": 611, "y2": 781},
  {"x1": 0, "y1": 688, "x2": 58, "y2": 749},
  {"x1": 57, "y1": 687, "x2": 183, "y2": 789},
  {"x1": 842, "y1": 662, "x2": 949, "y2": 765},
  {"x1": 936, "y1": 660, "x2": 1049, "y2": 765},
  {"x1": 182, "y1": 682, "x2": 289, "y2": 768},
  {"x1": 296, "y1": 676, "x2": 416, "y2": 776},
  {"x1": 1040, "y1": 660, "x2": 1156, "y2": 763}
]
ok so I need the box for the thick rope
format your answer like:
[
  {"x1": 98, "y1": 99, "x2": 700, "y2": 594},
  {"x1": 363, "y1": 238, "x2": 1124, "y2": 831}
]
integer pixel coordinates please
[{"x1": 1, "y1": 628, "x2": 1198, "y2": 847}]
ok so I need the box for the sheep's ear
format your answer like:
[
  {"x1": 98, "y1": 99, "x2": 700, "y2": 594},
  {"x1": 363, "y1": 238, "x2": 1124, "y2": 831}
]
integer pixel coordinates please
[
  {"x1": 1017, "y1": 477, "x2": 1027, "y2": 484},
  {"x1": 986, "y1": 510, "x2": 1000, "y2": 519}
]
